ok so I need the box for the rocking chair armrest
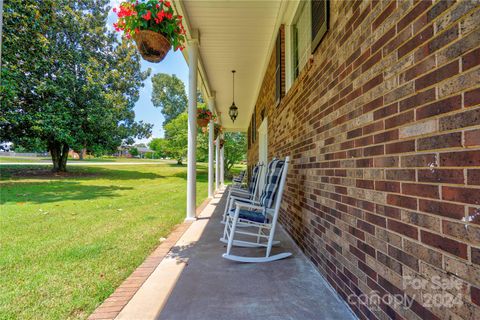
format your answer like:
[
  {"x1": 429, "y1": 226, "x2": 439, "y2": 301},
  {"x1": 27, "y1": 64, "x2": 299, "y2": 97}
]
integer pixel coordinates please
[
  {"x1": 229, "y1": 196, "x2": 258, "y2": 205},
  {"x1": 234, "y1": 202, "x2": 265, "y2": 212},
  {"x1": 229, "y1": 188, "x2": 252, "y2": 197}
]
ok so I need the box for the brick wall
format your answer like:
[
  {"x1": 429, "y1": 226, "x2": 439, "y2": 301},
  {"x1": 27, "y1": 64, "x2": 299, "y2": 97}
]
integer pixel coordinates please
[{"x1": 247, "y1": 1, "x2": 480, "y2": 319}]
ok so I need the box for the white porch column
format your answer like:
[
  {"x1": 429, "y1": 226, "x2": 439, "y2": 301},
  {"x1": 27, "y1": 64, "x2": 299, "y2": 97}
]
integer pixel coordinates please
[
  {"x1": 207, "y1": 94, "x2": 215, "y2": 198},
  {"x1": 186, "y1": 38, "x2": 199, "y2": 220},
  {"x1": 215, "y1": 135, "x2": 220, "y2": 190},
  {"x1": 220, "y1": 135, "x2": 225, "y2": 186}
]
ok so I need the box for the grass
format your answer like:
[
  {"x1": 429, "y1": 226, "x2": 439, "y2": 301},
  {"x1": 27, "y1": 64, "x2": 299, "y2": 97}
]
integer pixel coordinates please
[
  {"x1": 0, "y1": 156, "x2": 169, "y2": 163},
  {"x1": 0, "y1": 163, "x2": 209, "y2": 320}
]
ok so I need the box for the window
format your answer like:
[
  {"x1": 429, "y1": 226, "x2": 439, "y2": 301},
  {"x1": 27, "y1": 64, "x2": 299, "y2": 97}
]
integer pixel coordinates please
[
  {"x1": 292, "y1": 1, "x2": 311, "y2": 80},
  {"x1": 311, "y1": 0, "x2": 329, "y2": 52},
  {"x1": 287, "y1": 0, "x2": 329, "y2": 88},
  {"x1": 275, "y1": 31, "x2": 282, "y2": 104}
]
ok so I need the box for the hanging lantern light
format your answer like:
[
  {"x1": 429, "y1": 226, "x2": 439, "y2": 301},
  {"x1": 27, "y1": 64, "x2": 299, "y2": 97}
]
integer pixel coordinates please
[{"x1": 228, "y1": 70, "x2": 238, "y2": 123}]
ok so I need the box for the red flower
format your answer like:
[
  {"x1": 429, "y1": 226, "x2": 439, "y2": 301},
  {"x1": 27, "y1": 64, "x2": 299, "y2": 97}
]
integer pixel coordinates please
[
  {"x1": 142, "y1": 11, "x2": 151, "y2": 20},
  {"x1": 135, "y1": 28, "x2": 140, "y2": 34},
  {"x1": 164, "y1": 1, "x2": 171, "y2": 7},
  {"x1": 113, "y1": 7, "x2": 117, "y2": 13},
  {"x1": 165, "y1": 13, "x2": 173, "y2": 19}
]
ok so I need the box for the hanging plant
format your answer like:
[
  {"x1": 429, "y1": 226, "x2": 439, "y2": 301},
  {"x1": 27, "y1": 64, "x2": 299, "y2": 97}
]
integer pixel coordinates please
[
  {"x1": 113, "y1": 0, "x2": 186, "y2": 63},
  {"x1": 219, "y1": 138, "x2": 225, "y2": 149},
  {"x1": 197, "y1": 107, "x2": 214, "y2": 128},
  {"x1": 214, "y1": 123, "x2": 223, "y2": 140}
]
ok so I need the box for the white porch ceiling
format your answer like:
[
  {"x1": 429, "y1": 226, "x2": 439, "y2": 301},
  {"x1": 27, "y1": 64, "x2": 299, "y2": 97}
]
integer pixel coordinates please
[{"x1": 179, "y1": 0, "x2": 282, "y2": 131}]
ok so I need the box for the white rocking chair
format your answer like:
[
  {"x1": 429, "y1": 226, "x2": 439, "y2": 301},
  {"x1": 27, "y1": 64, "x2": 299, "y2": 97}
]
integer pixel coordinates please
[
  {"x1": 221, "y1": 162, "x2": 263, "y2": 224},
  {"x1": 231, "y1": 170, "x2": 246, "y2": 188},
  {"x1": 221, "y1": 157, "x2": 291, "y2": 263}
]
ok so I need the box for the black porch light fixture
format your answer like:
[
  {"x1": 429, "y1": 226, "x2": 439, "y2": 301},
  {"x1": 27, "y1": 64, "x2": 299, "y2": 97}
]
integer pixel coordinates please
[{"x1": 228, "y1": 70, "x2": 238, "y2": 123}]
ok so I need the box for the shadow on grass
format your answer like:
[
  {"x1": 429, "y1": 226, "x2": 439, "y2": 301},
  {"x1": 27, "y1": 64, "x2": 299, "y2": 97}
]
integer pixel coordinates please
[
  {"x1": 0, "y1": 181, "x2": 133, "y2": 205},
  {"x1": 173, "y1": 170, "x2": 208, "y2": 183},
  {"x1": 0, "y1": 166, "x2": 165, "y2": 181}
]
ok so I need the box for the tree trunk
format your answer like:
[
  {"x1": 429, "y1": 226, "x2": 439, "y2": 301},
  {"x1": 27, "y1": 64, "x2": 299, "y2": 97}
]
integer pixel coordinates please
[
  {"x1": 177, "y1": 158, "x2": 183, "y2": 165},
  {"x1": 49, "y1": 142, "x2": 69, "y2": 172},
  {"x1": 79, "y1": 148, "x2": 86, "y2": 160}
]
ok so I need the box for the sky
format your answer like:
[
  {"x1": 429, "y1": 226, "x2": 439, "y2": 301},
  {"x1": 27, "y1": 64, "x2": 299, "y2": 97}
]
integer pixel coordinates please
[{"x1": 107, "y1": 2, "x2": 189, "y2": 143}]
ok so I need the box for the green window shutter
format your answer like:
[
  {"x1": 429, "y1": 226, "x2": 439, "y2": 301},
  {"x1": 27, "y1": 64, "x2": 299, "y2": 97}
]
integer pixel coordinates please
[{"x1": 311, "y1": 0, "x2": 329, "y2": 53}]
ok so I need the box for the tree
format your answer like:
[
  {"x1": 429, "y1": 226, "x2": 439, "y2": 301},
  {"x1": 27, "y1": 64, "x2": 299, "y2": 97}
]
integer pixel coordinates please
[
  {"x1": 223, "y1": 132, "x2": 247, "y2": 176},
  {"x1": 1, "y1": 0, "x2": 152, "y2": 171},
  {"x1": 149, "y1": 138, "x2": 169, "y2": 158},
  {"x1": 151, "y1": 73, "x2": 188, "y2": 126},
  {"x1": 164, "y1": 113, "x2": 188, "y2": 164},
  {"x1": 129, "y1": 147, "x2": 139, "y2": 157}
]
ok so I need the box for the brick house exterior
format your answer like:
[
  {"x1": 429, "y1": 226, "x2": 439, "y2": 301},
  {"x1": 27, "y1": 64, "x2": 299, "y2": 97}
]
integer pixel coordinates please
[{"x1": 247, "y1": 1, "x2": 480, "y2": 319}]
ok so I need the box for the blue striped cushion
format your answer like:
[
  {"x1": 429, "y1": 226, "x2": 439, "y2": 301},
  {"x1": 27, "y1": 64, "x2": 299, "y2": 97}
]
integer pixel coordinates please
[
  {"x1": 228, "y1": 208, "x2": 267, "y2": 223},
  {"x1": 248, "y1": 165, "x2": 260, "y2": 194},
  {"x1": 259, "y1": 159, "x2": 285, "y2": 208}
]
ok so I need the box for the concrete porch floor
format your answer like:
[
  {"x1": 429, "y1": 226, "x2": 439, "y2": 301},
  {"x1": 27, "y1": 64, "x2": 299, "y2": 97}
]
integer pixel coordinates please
[{"x1": 116, "y1": 188, "x2": 356, "y2": 320}]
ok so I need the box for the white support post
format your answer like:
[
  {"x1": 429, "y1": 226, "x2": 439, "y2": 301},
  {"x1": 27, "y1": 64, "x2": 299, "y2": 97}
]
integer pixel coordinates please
[
  {"x1": 220, "y1": 134, "x2": 225, "y2": 186},
  {"x1": 215, "y1": 135, "x2": 220, "y2": 191},
  {"x1": 207, "y1": 94, "x2": 215, "y2": 198},
  {"x1": 186, "y1": 38, "x2": 199, "y2": 221}
]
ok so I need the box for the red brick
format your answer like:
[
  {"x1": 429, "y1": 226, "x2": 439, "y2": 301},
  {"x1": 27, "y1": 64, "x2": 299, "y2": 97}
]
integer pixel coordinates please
[
  {"x1": 363, "y1": 96, "x2": 383, "y2": 113},
  {"x1": 388, "y1": 219, "x2": 418, "y2": 239},
  {"x1": 402, "y1": 183, "x2": 439, "y2": 199},
  {"x1": 362, "y1": 74, "x2": 383, "y2": 93},
  {"x1": 372, "y1": 0, "x2": 397, "y2": 31},
  {"x1": 374, "y1": 129, "x2": 399, "y2": 144},
  {"x1": 472, "y1": 286, "x2": 480, "y2": 307},
  {"x1": 465, "y1": 87, "x2": 480, "y2": 108},
  {"x1": 362, "y1": 51, "x2": 382, "y2": 72},
  {"x1": 419, "y1": 199, "x2": 465, "y2": 220},
  {"x1": 375, "y1": 180, "x2": 400, "y2": 193},
  {"x1": 465, "y1": 129, "x2": 480, "y2": 147},
  {"x1": 442, "y1": 186, "x2": 480, "y2": 205},
  {"x1": 403, "y1": 55, "x2": 436, "y2": 83},
  {"x1": 468, "y1": 169, "x2": 480, "y2": 186},
  {"x1": 363, "y1": 121, "x2": 384, "y2": 134},
  {"x1": 386, "y1": 140, "x2": 415, "y2": 154},
  {"x1": 387, "y1": 194, "x2": 418, "y2": 210},
  {"x1": 421, "y1": 230, "x2": 468, "y2": 259},
  {"x1": 462, "y1": 47, "x2": 480, "y2": 71},
  {"x1": 363, "y1": 145, "x2": 384, "y2": 156},
  {"x1": 398, "y1": 25, "x2": 433, "y2": 58},
  {"x1": 415, "y1": 60, "x2": 459, "y2": 91},
  {"x1": 356, "y1": 179, "x2": 375, "y2": 190},
  {"x1": 397, "y1": 0, "x2": 432, "y2": 31},
  {"x1": 416, "y1": 94, "x2": 461, "y2": 120},
  {"x1": 385, "y1": 110, "x2": 414, "y2": 129},
  {"x1": 399, "y1": 88, "x2": 436, "y2": 112},
  {"x1": 472, "y1": 247, "x2": 480, "y2": 266},
  {"x1": 366, "y1": 212, "x2": 386, "y2": 228},
  {"x1": 440, "y1": 150, "x2": 480, "y2": 167}
]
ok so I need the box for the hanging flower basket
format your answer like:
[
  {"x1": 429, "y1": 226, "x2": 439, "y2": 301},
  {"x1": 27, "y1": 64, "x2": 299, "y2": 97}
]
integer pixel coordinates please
[
  {"x1": 214, "y1": 123, "x2": 223, "y2": 140},
  {"x1": 133, "y1": 30, "x2": 170, "y2": 63},
  {"x1": 113, "y1": 0, "x2": 186, "y2": 63},
  {"x1": 197, "y1": 107, "x2": 215, "y2": 128},
  {"x1": 219, "y1": 138, "x2": 225, "y2": 149}
]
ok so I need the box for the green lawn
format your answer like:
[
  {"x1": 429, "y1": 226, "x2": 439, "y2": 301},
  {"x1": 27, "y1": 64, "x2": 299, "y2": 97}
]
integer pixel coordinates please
[{"x1": 0, "y1": 163, "x2": 208, "y2": 320}]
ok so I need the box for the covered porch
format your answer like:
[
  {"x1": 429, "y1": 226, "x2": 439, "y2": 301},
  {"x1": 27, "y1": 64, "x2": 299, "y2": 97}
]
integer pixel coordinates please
[{"x1": 89, "y1": 188, "x2": 355, "y2": 320}]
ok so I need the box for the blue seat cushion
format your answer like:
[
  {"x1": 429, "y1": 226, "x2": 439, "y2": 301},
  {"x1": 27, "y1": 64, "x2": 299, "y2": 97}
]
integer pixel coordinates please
[{"x1": 228, "y1": 208, "x2": 268, "y2": 223}]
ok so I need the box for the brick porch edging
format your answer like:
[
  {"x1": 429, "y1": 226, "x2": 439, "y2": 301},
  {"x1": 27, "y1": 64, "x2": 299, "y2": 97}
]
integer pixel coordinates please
[{"x1": 88, "y1": 197, "x2": 212, "y2": 320}]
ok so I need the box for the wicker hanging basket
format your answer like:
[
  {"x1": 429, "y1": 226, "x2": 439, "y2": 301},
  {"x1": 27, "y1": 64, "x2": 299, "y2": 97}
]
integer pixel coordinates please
[
  {"x1": 133, "y1": 30, "x2": 171, "y2": 63},
  {"x1": 197, "y1": 118, "x2": 209, "y2": 128}
]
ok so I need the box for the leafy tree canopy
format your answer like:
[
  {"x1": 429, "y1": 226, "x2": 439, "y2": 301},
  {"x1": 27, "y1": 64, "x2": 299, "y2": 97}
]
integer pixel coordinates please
[
  {"x1": 0, "y1": 0, "x2": 152, "y2": 171},
  {"x1": 223, "y1": 132, "x2": 247, "y2": 175},
  {"x1": 151, "y1": 73, "x2": 187, "y2": 126}
]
